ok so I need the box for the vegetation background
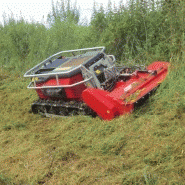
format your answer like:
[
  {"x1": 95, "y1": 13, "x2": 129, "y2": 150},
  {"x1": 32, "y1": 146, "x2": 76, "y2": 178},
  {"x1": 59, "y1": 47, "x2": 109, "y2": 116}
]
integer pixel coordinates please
[{"x1": 0, "y1": 0, "x2": 184, "y2": 184}]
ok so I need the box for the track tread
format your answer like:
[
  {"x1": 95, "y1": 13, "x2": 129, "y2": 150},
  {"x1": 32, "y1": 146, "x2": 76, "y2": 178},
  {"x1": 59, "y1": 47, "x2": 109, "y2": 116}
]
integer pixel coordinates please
[{"x1": 31, "y1": 99, "x2": 95, "y2": 118}]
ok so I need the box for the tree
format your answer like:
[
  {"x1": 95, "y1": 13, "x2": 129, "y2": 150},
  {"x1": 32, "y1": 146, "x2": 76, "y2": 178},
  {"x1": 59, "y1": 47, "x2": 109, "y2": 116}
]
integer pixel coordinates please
[
  {"x1": 90, "y1": 1, "x2": 107, "y2": 41},
  {"x1": 47, "y1": 0, "x2": 80, "y2": 26}
]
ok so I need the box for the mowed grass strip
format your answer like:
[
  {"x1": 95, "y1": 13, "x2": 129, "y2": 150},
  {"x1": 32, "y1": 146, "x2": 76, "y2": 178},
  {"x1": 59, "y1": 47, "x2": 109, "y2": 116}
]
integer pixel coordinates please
[{"x1": 0, "y1": 69, "x2": 184, "y2": 184}]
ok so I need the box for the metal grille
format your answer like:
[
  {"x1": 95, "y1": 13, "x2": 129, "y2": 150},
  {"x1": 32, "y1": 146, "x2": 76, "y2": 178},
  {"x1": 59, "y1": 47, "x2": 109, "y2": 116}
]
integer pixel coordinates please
[{"x1": 60, "y1": 56, "x2": 92, "y2": 68}]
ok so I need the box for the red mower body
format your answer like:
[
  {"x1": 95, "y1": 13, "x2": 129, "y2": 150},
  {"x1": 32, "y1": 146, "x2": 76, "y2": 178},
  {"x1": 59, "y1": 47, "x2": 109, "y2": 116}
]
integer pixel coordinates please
[
  {"x1": 24, "y1": 47, "x2": 170, "y2": 120},
  {"x1": 35, "y1": 73, "x2": 86, "y2": 101},
  {"x1": 82, "y1": 62, "x2": 170, "y2": 120}
]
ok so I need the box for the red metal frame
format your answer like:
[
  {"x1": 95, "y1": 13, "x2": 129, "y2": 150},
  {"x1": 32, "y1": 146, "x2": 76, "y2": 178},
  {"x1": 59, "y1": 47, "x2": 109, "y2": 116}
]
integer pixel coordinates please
[
  {"x1": 36, "y1": 73, "x2": 86, "y2": 101},
  {"x1": 34, "y1": 61, "x2": 170, "y2": 120},
  {"x1": 82, "y1": 61, "x2": 170, "y2": 120}
]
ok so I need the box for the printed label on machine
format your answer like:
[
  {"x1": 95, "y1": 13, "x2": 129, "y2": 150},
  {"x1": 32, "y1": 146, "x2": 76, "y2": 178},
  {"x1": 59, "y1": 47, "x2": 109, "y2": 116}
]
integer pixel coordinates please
[{"x1": 124, "y1": 84, "x2": 132, "y2": 92}]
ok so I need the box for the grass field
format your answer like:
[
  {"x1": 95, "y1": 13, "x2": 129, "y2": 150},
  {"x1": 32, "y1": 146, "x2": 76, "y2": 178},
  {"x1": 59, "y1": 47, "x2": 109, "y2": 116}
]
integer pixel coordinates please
[{"x1": 0, "y1": 57, "x2": 184, "y2": 184}]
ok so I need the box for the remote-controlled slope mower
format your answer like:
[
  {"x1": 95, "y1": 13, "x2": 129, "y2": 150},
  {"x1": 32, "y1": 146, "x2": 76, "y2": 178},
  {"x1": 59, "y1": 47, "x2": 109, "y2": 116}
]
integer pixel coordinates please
[{"x1": 24, "y1": 47, "x2": 170, "y2": 120}]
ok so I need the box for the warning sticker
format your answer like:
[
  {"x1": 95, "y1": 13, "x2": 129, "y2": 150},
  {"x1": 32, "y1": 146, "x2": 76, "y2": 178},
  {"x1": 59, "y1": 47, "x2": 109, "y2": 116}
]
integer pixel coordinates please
[
  {"x1": 32, "y1": 77, "x2": 39, "y2": 81},
  {"x1": 124, "y1": 84, "x2": 132, "y2": 92}
]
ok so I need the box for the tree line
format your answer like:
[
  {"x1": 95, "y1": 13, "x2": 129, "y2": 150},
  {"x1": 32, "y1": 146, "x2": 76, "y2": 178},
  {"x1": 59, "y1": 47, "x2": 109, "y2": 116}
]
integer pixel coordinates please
[{"x1": 0, "y1": 0, "x2": 184, "y2": 72}]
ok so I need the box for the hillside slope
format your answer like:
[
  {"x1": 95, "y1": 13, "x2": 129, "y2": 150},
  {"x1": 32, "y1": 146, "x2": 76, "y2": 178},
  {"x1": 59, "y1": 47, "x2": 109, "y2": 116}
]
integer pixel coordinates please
[{"x1": 0, "y1": 0, "x2": 184, "y2": 183}]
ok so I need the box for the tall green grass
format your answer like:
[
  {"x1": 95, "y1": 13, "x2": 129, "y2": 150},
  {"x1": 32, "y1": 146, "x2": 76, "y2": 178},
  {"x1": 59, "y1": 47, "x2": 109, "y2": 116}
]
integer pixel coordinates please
[{"x1": 0, "y1": 0, "x2": 184, "y2": 184}]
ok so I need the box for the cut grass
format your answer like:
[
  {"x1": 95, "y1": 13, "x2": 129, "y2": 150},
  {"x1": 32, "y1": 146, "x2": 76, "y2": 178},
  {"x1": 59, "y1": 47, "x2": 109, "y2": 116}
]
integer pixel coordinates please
[{"x1": 0, "y1": 66, "x2": 184, "y2": 184}]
